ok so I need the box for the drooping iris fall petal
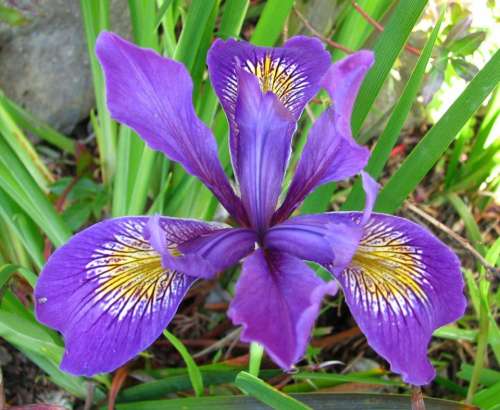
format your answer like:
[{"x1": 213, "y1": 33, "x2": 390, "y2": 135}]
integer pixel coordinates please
[
  {"x1": 337, "y1": 213, "x2": 466, "y2": 385},
  {"x1": 207, "y1": 36, "x2": 331, "y2": 176},
  {"x1": 35, "y1": 217, "x2": 226, "y2": 375},
  {"x1": 228, "y1": 249, "x2": 338, "y2": 370},
  {"x1": 96, "y1": 32, "x2": 246, "y2": 224}
]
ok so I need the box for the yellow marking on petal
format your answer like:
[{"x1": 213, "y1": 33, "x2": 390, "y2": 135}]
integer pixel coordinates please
[
  {"x1": 245, "y1": 54, "x2": 306, "y2": 110},
  {"x1": 345, "y1": 220, "x2": 429, "y2": 313},
  {"x1": 88, "y1": 222, "x2": 173, "y2": 309}
]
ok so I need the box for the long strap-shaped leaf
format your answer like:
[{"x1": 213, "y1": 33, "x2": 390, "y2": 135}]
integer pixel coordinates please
[
  {"x1": 351, "y1": 0, "x2": 428, "y2": 137},
  {"x1": 297, "y1": 0, "x2": 428, "y2": 215},
  {"x1": 235, "y1": 371, "x2": 311, "y2": 410},
  {"x1": 342, "y1": 9, "x2": 444, "y2": 211},
  {"x1": 375, "y1": 49, "x2": 500, "y2": 213},
  {"x1": 0, "y1": 137, "x2": 70, "y2": 247}
]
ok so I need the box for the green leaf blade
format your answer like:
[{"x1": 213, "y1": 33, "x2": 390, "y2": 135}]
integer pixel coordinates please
[{"x1": 375, "y1": 49, "x2": 500, "y2": 213}]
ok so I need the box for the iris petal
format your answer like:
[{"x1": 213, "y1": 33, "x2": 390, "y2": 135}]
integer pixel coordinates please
[
  {"x1": 266, "y1": 173, "x2": 378, "y2": 273},
  {"x1": 273, "y1": 51, "x2": 374, "y2": 223},
  {"x1": 228, "y1": 249, "x2": 337, "y2": 370},
  {"x1": 96, "y1": 32, "x2": 246, "y2": 224},
  {"x1": 234, "y1": 70, "x2": 294, "y2": 232},
  {"x1": 321, "y1": 50, "x2": 374, "y2": 124},
  {"x1": 35, "y1": 216, "x2": 223, "y2": 375},
  {"x1": 273, "y1": 109, "x2": 369, "y2": 222},
  {"x1": 207, "y1": 36, "x2": 331, "y2": 176},
  {"x1": 338, "y1": 213, "x2": 466, "y2": 385}
]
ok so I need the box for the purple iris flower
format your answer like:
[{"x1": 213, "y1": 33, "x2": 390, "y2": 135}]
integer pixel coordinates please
[{"x1": 35, "y1": 32, "x2": 466, "y2": 386}]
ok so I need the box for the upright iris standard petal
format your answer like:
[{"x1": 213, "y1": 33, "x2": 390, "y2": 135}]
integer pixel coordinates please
[
  {"x1": 207, "y1": 36, "x2": 331, "y2": 175},
  {"x1": 273, "y1": 51, "x2": 374, "y2": 223},
  {"x1": 228, "y1": 249, "x2": 338, "y2": 370},
  {"x1": 35, "y1": 216, "x2": 224, "y2": 375},
  {"x1": 321, "y1": 50, "x2": 374, "y2": 123},
  {"x1": 337, "y1": 213, "x2": 466, "y2": 385},
  {"x1": 234, "y1": 70, "x2": 295, "y2": 231},
  {"x1": 96, "y1": 32, "x2": 246, "y2": 224},
  {"x1": 273, "y1": 109, "x2": 369, "y2": 222}
]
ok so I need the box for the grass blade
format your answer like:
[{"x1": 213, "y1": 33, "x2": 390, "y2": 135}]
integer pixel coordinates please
[
  {"x1": 235, "y1": 371, "x2": 312, "y2": 410},
  {"x1": 174, "y1": 0, "x2": 217, "y2": 71},
  {"x1": 250, "y1": 0, "x2": 293, "y2": 46},
  {"x1": 163, "y1": 330, "x2": 204, "y2": 397},
  {"x1": 0, "y1": 104, "x2": 54, "y2": 191},
  {"x1": 375, "y1": 49, "x2": 500, "y2": 214},
  {"x1": 219, "y1": 0, "x2": 249, "y2": 40},
  {"x1": 351, "y1": 0, "x2": 428, "y2": 137},
  {"x1": 109, "y1": 393, "x2": 475, "y2": 409},
  {"x1": 155, "y1": 0, "x2": 173, "y2": 29},
  {"x1": 80, "y1": 0, "x2": 117, "y2": 184},
  {"x1": 343, "y1": 9, "x2": 443, "y2": 211},
  {"x1": 331, "y1": 0, "x2": 394, "y2": 60},
  {"x1": 447, "y1": 193, "x2": 484, "y2": 253},
  {"x1": 0, "y1": 137, "x2": 70, "y2": 246},
  {"x1": 0, "y1": 91, "x2": 75, "y2": 154}
]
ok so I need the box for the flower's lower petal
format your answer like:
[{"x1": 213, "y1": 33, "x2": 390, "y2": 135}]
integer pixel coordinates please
[
  {"x1": 338, "y1": 213, "x2": 466, "y2": 385},
  {"x1": 35, "y1": 216, "x2": 222, "y2": 376},
  {"x1": 207, "y1": 36, "x2": 331, "y2": 176},
  {"x1": 96, "y1": 32, "x2": 246, "y2": 224},
  {"x1": 235, "y1": 70, "x2": 295, "y2": 231},
  {"x1": 273, "y1": 108, "x2": 369, "y2": 223},
  {"x1": 228, "y1": 249, "x2": 337, "y2": 369}
]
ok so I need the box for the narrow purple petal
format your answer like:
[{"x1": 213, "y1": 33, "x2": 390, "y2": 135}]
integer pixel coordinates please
[
  {"x1": 338, "y1": 213, "x2": 466, "y2": 385},
  {"x1": 273, "y1": 52, "x2": 374, "y2": 223},
  {"x1": 35, "y1": 216, "x2": 223, "y2": 376},
  {"x1": 228, "y1": 249, "x2": 337, "y2": 369},
  {"x1": 207, "y1": 36, "x2": 331, "y2": 175},
  {"x1": 96, "y1": 32, "x2": 246, "y2": 224},
  {"x1": 234, "y1": 70, "x2": 294, "y2": 231},
  {"x1": 321, "y1": 50, "x2": 374, "y2": 124},
  {"x1": 146, "y1": 215, "x2": 257, "y2": 279},
  {"x1": 273, "y1": 108, "x2": 369, "y2": 223},
  {"x1": 360, "y1": 171, "x2": 380, "y2": 224}
]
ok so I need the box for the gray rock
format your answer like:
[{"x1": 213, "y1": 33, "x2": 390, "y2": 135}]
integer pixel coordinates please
[{"x1": 0, "y1": 0, "x2": 130, "y2": 134}]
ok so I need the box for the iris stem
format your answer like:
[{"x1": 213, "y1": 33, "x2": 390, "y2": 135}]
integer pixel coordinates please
[{"x1": 249, "y1": 342, "x2": 264, "y2": 377}]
